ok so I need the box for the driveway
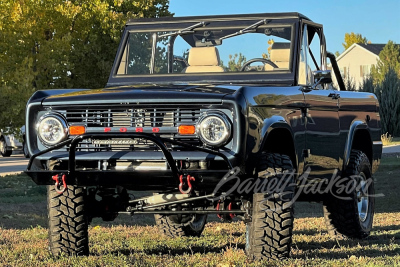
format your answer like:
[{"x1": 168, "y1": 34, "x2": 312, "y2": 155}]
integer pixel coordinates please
[
  {"x1": 0, "y1": 153, "x2": 29, "y2": 177},
  {"x1": 382, "y1": 145, "x2": 400, "y2": 154}
]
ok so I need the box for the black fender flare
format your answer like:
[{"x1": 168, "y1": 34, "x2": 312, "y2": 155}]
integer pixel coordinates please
[
  {"x1": 342, "y1": 120, "x2": 372, "y2": 171},
  {"x1": 257, "y1": 116, "x2": 298, "y2": 169}
]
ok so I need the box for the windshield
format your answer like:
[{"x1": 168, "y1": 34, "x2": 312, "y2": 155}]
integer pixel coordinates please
[{"x1": 114, "y1": 19, "x2": 294, "y2": 82}]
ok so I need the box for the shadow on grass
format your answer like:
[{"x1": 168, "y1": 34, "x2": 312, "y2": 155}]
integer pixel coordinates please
[
  {"x1": 297, "y1": 247, "x2": 400, "y2": 260},
  {"x1": 293, "y1": 224, "x2": 400, "y2": 260},
  {"x1": 107, "y1": 243, "x2": 246, "y2": 257},
  {"x1": 293, "y1": 228, "x2": 323, "y2": 236},
  {"x1": 103, "y1": 224, "x2": 400, "y2": 259},
  {"x1": 373, "y1": 224, "x2": 400, "y2": 233},
  {"x1": 292, "y1": 217, "x2": 400, "y2": 238},
  {"x1": 295, "y1": 245, "x2": 400, "y2": 260}
]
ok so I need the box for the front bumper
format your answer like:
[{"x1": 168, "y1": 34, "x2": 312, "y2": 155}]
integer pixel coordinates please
[{"x1": 25, "y1": 133, "x2": 237, "y2": 190}]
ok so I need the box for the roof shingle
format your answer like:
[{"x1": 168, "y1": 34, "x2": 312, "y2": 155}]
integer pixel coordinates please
[{"x1": 357, "y1": 43, "x2": 388, "y2": 55}]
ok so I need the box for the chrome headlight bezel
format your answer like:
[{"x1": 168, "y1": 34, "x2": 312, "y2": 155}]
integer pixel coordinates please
[
  {"x1": 196, "y1": 112, "x2": 232, "y2": 147},
  {"x1": 36, "y1": 113, "x2": 68, "y2": 146}
]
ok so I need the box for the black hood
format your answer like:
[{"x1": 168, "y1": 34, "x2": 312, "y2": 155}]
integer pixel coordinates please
[{"x1": 39, "y1": 84, "x2": 243, "y2": 105}]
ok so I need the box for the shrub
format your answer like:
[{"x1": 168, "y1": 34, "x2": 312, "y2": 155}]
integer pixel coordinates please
[
  {"x1": 381, "y1": 132, "x2": 393, "y2": 146},
  {"x1": 375, "y1": 68, "x2": 400, "y2": 136}
]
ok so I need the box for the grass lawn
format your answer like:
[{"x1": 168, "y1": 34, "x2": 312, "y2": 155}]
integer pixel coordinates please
[{"x1": 0, "y1": 157, "x2": 399, "y2": 266}]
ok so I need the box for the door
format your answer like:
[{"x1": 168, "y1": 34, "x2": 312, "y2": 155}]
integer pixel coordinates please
[{"x1": 299, "y1": 24, "x2": 341, "y2": 179}]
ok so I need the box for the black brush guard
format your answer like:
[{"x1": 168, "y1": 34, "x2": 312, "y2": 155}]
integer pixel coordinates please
[{"x1": 25, "y1": 133, "x2": 235, "y2": 190}]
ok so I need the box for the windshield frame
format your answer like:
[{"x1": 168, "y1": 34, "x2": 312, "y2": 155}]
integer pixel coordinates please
[{"x1": 107, "y1": 16, "x2": 302, "y2": 87}]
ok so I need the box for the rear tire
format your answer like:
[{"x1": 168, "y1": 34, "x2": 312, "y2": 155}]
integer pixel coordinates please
[
  {"x1": 0, "y1": 137, "x2": 12, "y2": 157},
  {"x1": 246, "y1": 153, "x2": 295, "y2": 260},
  {"x1": 155, "y1": 214, "x2": 207, "y2": 237},
  {"x1": 323, "y1": 150, "x2": 374, "y2": 239},
  {"x1": 48, "y1": 185, "x2": 89, "y2": 256}
]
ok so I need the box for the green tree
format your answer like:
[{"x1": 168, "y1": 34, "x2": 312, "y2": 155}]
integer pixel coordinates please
[
  {"x1": 371, "y1": 41, "x2": 400, "y2": 84},
  {"x1": 359, "y1": 75, "x2": 375, "y2": 93},
  {"x1": 344, "y1": 74, "x2": 357, "y2": 91},
  {"x1": 227, "y1": 53, "x2": 247, "y2": 72},
  {"x1": 342, "y1": 32, "x2": 368, "y2": 51},
  {"x1": 374, "y1": 68, "x2": 400, "y2": 135},
  {"x1": 359, "y1": 41, "x2": 400, "y2": 135},
  {"x1": 0, "y1": 0, "x2": 172, "y2": 134},
  {"x1": 262, "y1": 39, "x2": 274, "y2": 59}
]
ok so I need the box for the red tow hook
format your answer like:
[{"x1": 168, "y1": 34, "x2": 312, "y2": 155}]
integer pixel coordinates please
[
  {"x1": 51, "y1": 174, "x2": 67, "y2": 194},
  {"x1": 216, "y1": 202, "x2": 223, "y2": 219},
  {"x1": 216, "y1": 201, "x2": 235, "y2": 221},
  {"x1": 178, "y1": 174, "x2": 195, "y2": 194},
  {"x1": 227, "y1": 202, "x2": 235, "y2": 220}
]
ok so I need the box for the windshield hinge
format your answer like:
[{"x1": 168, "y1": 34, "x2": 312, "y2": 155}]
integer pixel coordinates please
[{"x1": 159, "y1": 21, "x2": 208, "y2": 38}]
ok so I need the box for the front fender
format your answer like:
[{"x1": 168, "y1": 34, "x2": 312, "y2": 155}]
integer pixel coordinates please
[
  {"x1": 259, "y1": 117, "x2": 294, "y2": 153},
  {"x1": 246, "y1": 114, "x2": 297, "y2": 172},
  {"x1": 342, "y1": 120, "x2": 371, "y2": 169}
]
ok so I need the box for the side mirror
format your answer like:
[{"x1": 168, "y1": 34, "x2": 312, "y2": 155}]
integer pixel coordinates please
[
  {"x1": 313, "y1": 70, "x2": 332, "y2": 84},
  {"x1": 311, "y1": 70, "x2": 332, "y2": 89}
]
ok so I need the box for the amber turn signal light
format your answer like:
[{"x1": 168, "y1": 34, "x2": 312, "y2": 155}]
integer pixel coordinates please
[
  {"x1": 178, "y1": 125, "x2": 196, "y2": 135},
  {"x1": 69, "y1": 125, "x2": 86, "y2": 135}
]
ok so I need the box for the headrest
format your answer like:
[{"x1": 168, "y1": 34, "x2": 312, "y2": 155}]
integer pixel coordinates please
[
  {"x1": 270, "y1": 42, "x2": 290, "y2": 63},
  {"x1": 188, "y1": 47, "x2": 221, "y2": 66}
]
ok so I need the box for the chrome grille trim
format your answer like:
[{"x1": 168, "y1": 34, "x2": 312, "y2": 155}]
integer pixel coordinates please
[
  {"x1": 65, "y1": 107, "x2": 200, "y2": 128},
  {"x1": 54, "y1": 105, "x2": 204, "y2": 152}
]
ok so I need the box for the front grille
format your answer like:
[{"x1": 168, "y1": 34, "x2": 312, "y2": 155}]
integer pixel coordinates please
[
  {"x1": 54, "y1": 105, "x2": 205, "y2": 152},
  {"x1": 65, "y1": 107, "x2": 201, "y2": 128}
]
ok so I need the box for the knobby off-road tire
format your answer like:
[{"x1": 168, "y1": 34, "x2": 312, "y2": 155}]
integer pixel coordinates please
[
  {"x1": 246, "y1": 153, "x2": 295, "y2": 260},
  {"x1": 48, "y1": 185, "x2": 89, "y2": 256},
  {"x1": 154, "y1": 214, "x2": 207, "y2": 237},
  {"x1": 323, "y1": 150, "x2": 375, "y2": 239}
]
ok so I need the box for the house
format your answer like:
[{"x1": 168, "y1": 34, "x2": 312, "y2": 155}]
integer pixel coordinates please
[{"x1": 335, "y1": 43, "x2": 386, "y2": 88}]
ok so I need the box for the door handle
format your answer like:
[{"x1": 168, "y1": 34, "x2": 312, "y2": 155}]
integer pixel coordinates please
[{"x1": 328, "y1": 93, "x2": 340, "y2": 99}]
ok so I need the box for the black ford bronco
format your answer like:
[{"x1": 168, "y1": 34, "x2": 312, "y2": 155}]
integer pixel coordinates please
[{"x1": 25, "y1": 12, "x2": 382, "y2": 260}]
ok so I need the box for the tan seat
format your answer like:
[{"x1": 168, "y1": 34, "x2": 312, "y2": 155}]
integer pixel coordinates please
[
  {"x1": 265, "y1": 43, "x2": 290, "y2": 71},
  {"x1": 184, "y1": 47, "x2": 225, "y2": 73}
]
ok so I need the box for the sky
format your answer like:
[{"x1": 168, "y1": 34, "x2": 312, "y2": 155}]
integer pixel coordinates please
[{"x1": 169, "y1": 0, "x2": 400, "y2": 56}]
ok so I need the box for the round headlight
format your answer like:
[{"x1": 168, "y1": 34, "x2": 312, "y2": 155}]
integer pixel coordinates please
[
  {"x1": 37, "y1": 114, "x2": 67, "y2": 146},
  {"x1": 197, "y1": 113, "x2": 231, "y2": 147}
]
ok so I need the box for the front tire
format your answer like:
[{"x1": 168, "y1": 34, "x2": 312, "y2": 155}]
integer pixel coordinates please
[
  {"x1": 246, "y1": 153, "x2": 295, "y2": 260},
  {"x1": 323, "y1": 150, "x2": 375, "y2": 239},
  {"x1": 48, "y1": 185, "x2": 89, "y2": 256}
]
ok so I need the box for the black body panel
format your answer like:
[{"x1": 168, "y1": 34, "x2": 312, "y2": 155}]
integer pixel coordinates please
[{"x1": 24, "y1": 12, "x2": 381, "y2": 196}]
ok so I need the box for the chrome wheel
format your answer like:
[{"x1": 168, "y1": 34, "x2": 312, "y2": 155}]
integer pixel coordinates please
[
  {"x1": 323, "y1": 150, "x2": 374, "y2": 239},
  {"x1": 357, "y1": 173, "x2": 369, "y2": 222}
]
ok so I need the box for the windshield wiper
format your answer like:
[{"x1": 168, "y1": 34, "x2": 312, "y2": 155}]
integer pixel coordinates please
[
  {"x1": 159, "y1": 21, "x2": 208, "y2": 38},
  {"x1": 219, "y1": 19, "x2": 270, "y2": 41}
]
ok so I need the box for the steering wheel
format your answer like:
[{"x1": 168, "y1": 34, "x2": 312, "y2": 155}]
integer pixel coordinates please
[
  {"x1": 240, "y1": 58, "x2": 278, "y2": 72},
  {"x1": 173, "y1": 56, "x2": 188, "y2": 67}
]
